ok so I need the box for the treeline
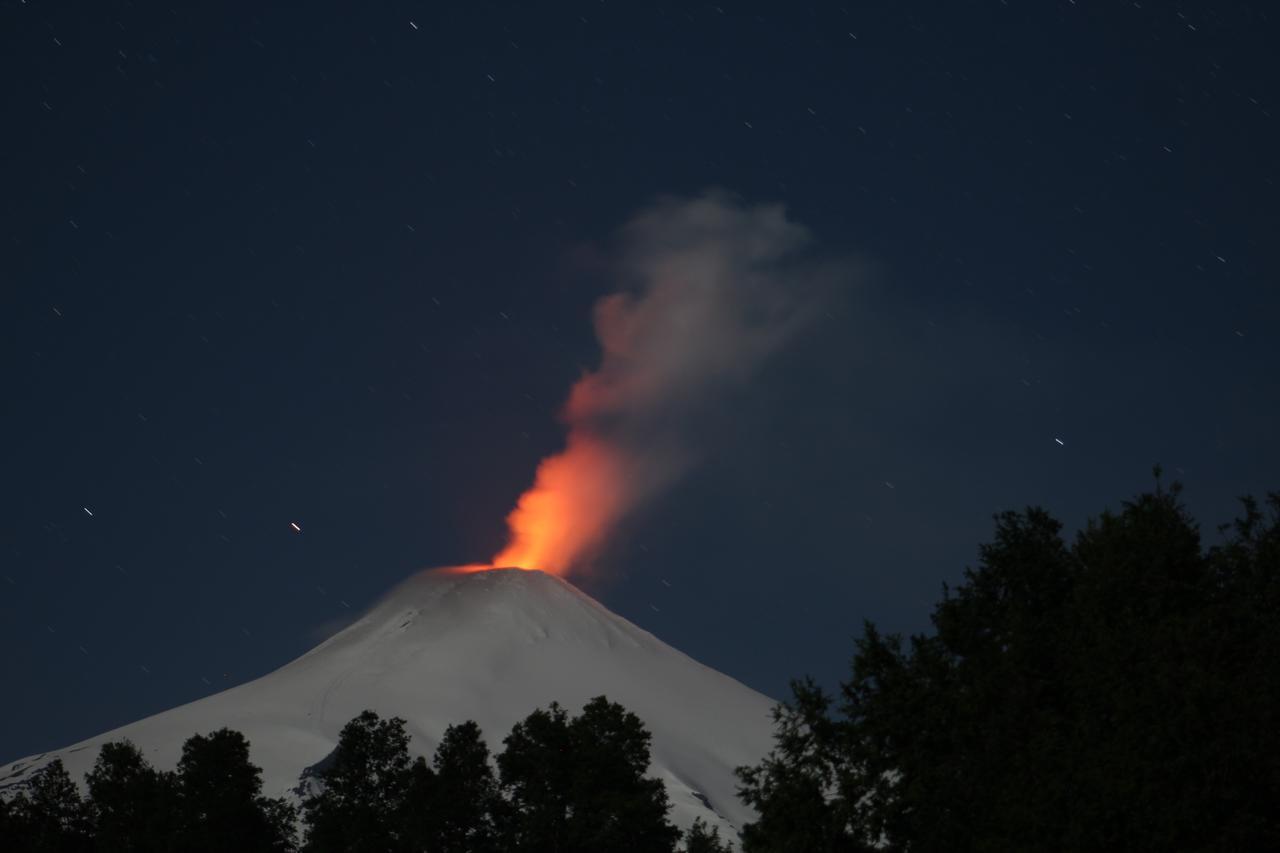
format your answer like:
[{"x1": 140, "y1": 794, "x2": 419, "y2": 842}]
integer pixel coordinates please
[
  {"x1": 0, "y1": 696, "x2": 732, "y2": 853},
  {"x1": 5, "y1": 476, "x2": 1277, "y2": 851},
  {"x1": 737, "y1": 476, "x2": 1280, "y2": 851}
]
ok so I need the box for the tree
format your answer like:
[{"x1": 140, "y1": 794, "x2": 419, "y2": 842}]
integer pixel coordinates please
[
  {"x1": 565, "y1": 697, "x2": 680, "y2": 853},
  {"x1": 1201, "y1": 492, "x2": 1280, "y2": 845},
  {"x1": 416, "y1": 721, "x2": 498, "y2": 853},
  {"x1": 0, "y1": 795, "x2": 17, "y2": 850},
  {"x1": 738, "y1": 479, "x2": 1280, "y2": 851},
  {"x1": 497, "y1": 696, "x2": 680, "y2": 853},
  {"x1": 0, "y1": 795, "x2": 32, "y2": 853},
  {"x1": 736, "y1": 678, "x2": 867, "y2": 853},
  {"x1": 0, "y1": 795, "x2": 12, "y2": 837},
  {"x1": 684, "y1": 818, "x2": 735, "y2": 853},
  {"x1": 174, "y1": 728, "x2": 296, "y2": 852},
  {"x1": 302, "y1": 710, "x2": 413, "y2": 852},
  {"x1": 84, "y1": 740, "x2": 177, "y2": 852},
  {"x1": 6, "y1": 759, "x2": 91, "y2": 852},
  {"x1": 398, "y1": 755, "x2": 437, "y2": 852},
  {"x1": 495, "y1": 702, "x2": 573, "y2": 852}
]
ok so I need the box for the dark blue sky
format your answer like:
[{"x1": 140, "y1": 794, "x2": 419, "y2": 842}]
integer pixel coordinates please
[{"x1": 3, "y1": 0, "x2": 1276, "y2": 763}]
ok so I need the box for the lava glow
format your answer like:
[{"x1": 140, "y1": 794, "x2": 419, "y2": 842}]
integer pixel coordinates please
[
  {"x1": 443, "y1": 562, "x2": 500, "y2": 575},
  {"x1": 491, "y1": 433, "x2": 628, "y2": 576},
  {"x1": 487, "y1": 192, "x2": 826, "y2": 578}
]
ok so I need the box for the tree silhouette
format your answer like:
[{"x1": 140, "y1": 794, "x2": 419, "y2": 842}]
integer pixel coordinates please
[
  {"x1": 85, "y1": 740, "x2": 177, "y2": 852},
  {"x1": 738, "y1": 479, "x2": 1280, "y2": 851},
  {"x1": 422, "y1": 720, "x2": 498, "y2": 852},
  {"x1": 0, "y1": 795, "x2": 14, "y2": 847},
  {"x1": 173, "y1": 729, "x2": 296, "y2": 852},
  {"x1": 684, "y1": 817, "x2": 736, "y2": 853},
  {"x1": 566, "y1": 697, "x2": 680, "y2": 853},
  {"x1": 497, "y1": 696, "x2": 680, "y2": 853},
  {"x1": 398, "y1": 755, "x2": 437, "y2": 852},
  {"x1": 301, "y1": 710, "x2": 413, "y2": 852},
  {"x1": 495, "y1": 702, "x2": 573, "y2": 852},
  {"x1": 4, "y1": 759, "x2": 91, "y2": 853},
  {"x1": 736, "y1": 677, "x2": 866, "y2": 853}
]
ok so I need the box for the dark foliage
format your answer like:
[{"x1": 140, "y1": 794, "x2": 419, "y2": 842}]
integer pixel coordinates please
[
  {"x1": 685, "y1": 817, "x2": 736, "y2": 853},
  {"x1": 0, "y1": 795, "x2": 12, "y2": 844},
  {"x1": 414, "y1": 720, "x2": 498, "y2": 852},
  {"x1": 2, "y1": 691, "x2": 687, "y2": 853},
  {"x1": 301, "y1": 710, "x2": 413, "y2": 852},
  {"x1": 398, "y1": 755, "x2": 437, "y2": 852},
  {"x1": 300, "y1": 698, "x2": 678, "y2": 852},
  {"x1": 736, "y1": 677, "x2": 867, "y2": 853},
  {"x1": 496, "y1": 695, "x2": 681, "y2": 853},
  {"x1": 0, "y1": 795, "x2": 28, "y2": 851},
  {"x1": 173, "y1": 728, "x2": 296, "y2": 852},
  {"x1": 2, "y1": 760, "x2": 92, "y2": 853},
  {"x1": 494, "y1": 702, "x2": 573, "y2": 851},
  {"x1": 85, "y1": 740, "x2": 177, "y2": 852},
  {"x1": 738, "y1": 478, "x2": 1280, "y2": 852}
]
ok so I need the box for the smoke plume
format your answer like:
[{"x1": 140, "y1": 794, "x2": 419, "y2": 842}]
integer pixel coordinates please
[{"x1": 492, "y1": 190, "x2": 834, "y2": 576}]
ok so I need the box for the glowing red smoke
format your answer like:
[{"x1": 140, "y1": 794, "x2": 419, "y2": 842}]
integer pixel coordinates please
[
  {"x1": 491, "y1": 433, "x2": 630, "y2": 575},
  {"x1": 490, "y1": 191, "x2": 830, "y2": 577}
]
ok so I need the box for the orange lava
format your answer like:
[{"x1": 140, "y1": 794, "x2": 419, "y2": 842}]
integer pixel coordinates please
[
  {"x1": 491, "y1": 432, "x2": 627, "y2": 577},
  {"x1": 442, "y1": 562, "x2": 499, "y2": 575}
]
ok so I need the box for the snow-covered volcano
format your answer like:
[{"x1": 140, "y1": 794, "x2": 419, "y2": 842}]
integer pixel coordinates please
[{"x1": 0, "y1": 567, "x2": 776, "y2": 836}]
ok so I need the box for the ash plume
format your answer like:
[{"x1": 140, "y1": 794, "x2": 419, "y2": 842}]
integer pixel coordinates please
[{"x1": 493, "y1": 190, "x2": 842, "y2": 576}]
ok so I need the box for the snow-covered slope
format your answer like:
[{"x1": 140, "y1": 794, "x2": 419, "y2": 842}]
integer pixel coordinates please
[{"x1": 0, "y1": 567, "x2": 776, "y2": 836}]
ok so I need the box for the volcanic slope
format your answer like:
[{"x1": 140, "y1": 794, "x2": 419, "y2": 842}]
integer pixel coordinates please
[{"x1": 1, "y1": 567, "x2": 776, "y2": 836}]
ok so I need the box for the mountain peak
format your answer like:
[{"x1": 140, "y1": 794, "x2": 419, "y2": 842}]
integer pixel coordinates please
[
  {"x1": 314, "y1": 565, "x2": 649, "y2": 660},
  {"x1": 2, "y1": 565, "x2": 776, "y2": 837}
]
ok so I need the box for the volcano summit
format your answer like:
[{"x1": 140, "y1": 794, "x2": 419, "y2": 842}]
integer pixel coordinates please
[{"x1": 1, "y1": 567, "x2": 776, "y2": 836}]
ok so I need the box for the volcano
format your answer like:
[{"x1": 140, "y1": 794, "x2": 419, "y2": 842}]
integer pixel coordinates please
[{"x1": 0, "y1": 568, "x2": 776, "y2": 836}]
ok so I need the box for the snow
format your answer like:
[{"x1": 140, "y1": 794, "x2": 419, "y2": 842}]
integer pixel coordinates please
[{"x1": 1, "y1": 567, "x2": 776, "y2": 837}]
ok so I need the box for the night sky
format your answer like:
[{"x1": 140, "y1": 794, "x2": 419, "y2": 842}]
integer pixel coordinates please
[{"x1": 3, "y1": 1, "x2": 1277, "y2": 764}]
